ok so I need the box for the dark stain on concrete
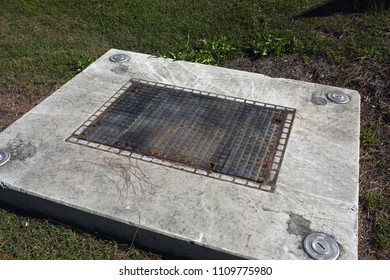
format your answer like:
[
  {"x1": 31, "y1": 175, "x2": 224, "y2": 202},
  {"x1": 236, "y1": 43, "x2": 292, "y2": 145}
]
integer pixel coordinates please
[
  {"x1": 7, "y1": 139, "x2": 36, "y2": 161},
  {"x1": 111, "y1": 64, "x2": 129, "y2": 75},
  {"x1": 287, "y1": 212, "x2": 312, "y2": 238},
  {"x1": 311, "y1": 93, "x2": 327, "y2": 105}
]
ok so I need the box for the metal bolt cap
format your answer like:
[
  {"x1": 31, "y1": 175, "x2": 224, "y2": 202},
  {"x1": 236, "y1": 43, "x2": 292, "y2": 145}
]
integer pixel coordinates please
[
  {"x1": 0, "y1": 149, "x2": 11, "y2": 166},
  {"x1": 327, "y1": 91, "x2": 350, "y2": 104},
  {"x1": 303, "y1": 232, "x2": 340, "y2": 260},
  {"x1": 109, "y1": 54, "x2": 130, "y2": 63}
]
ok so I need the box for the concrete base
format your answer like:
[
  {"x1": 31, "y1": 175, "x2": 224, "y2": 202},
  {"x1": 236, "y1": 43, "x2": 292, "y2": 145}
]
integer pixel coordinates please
[{"x1": 0, "y1": 49, "x2": 360, "y2": 259}]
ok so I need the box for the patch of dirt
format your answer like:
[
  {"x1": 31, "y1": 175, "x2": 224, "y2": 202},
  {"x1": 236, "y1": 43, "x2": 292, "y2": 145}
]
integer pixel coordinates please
[
  {"x1": 226, "y1": 55, "x2": 390, "y2": 259},
  {"x1": 0, "y1": 86, "x2": 51, "y2": 132}
]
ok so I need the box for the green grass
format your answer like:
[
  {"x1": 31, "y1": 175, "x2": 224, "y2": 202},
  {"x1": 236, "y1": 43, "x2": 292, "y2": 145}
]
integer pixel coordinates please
[
  {"x1": 68, "y1": 57, "x2": 93, "y2": 74},
  {"x1": 361, "y1": 117, "x2": 384, "y2": 146},
  {"x1": 160, "y1": 36, "x2": 237, "y2": 66},
  {"x1": 0, "y1": 208, "x2": 160, "y2": 259},
  {"x1": 376, "y1": 219, "x2": 390, "y2": 248},
  {"x1": 361, "y1": 128, "x2": 381, "y2": 146},
  {"x1": 1, "y1": 0, "x2": 389, "y2": 91},
  {"x1": 361, "y1": 191, "x2": 390, "y2": 249},
  {"x1": 1, "y1": 0, "x2": 389, "y2": 259}
]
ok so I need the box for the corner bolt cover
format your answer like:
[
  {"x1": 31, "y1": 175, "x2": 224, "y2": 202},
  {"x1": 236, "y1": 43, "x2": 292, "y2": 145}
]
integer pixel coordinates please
[
  {"x1": 327, "y1": 91, "x2": 350, "y2": 104},
  {"x1": 109, "y1": 54, "x2": 130, "y2": 63},
  {"x1": 303, "y1": 232, "x2": 340, "y2": 260},
  {"x1": 0, "y1": 149, "x2": 11, "y2": 166}
]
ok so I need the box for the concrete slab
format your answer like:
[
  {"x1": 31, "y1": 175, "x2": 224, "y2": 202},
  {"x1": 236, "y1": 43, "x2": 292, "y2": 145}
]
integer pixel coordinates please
[{"x1": 0, "y1": 49, "x2": 360, "y2": 259}]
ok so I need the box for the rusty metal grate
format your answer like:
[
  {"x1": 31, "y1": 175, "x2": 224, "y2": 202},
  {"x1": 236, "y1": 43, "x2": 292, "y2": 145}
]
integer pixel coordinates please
[{"x1": 67, "y1": 79, "x2": 295, "y2": 190}]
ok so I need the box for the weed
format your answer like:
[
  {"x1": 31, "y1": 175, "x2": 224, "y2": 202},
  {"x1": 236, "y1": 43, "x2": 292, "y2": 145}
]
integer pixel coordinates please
[
  {"x1": 362, "y1": 190, "x2": 390, "y2": 210},
  {"x1": 68, "y1": 57, "x2": 93, "y2": 74},
  {"x1": 324, "y1": 49, "x2": 348, "y2": 65},
  {"x1": 163, "y1": 34, "x2": 305, "y2": 63},
  {"x1": 360, "y1": 117, "x2": 384, "y2": 146},
  {"x1": 162, "y1": 36, "x2": 236, "y2": 66},
  {"x1": 251, "y1": 34, "x2": 303, "y2": 57},
  {"x1": 376, "y1": 219, "x2": 390, "y2": 248},
  {"x1": 361, "y1": 128, "x2": 381, "y2": 146},
  {"x1": 356, "y1": 46, "x2": 381, "y2": 60},
  {"x1": 366, "y1": 153, "x2": 376, "y2": 160},
  {"x1": 361, "y1": 191, "x2": 390, "y2": 249},
  {"x1": 378, "y1": 160, "x2": 390, "y2": 169}
]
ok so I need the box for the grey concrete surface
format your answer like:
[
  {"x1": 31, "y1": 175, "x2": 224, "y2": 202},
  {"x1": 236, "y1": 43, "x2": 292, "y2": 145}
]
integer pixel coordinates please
[{"x1": 0, "y1": 49, "x2": 360, "y2": 259}]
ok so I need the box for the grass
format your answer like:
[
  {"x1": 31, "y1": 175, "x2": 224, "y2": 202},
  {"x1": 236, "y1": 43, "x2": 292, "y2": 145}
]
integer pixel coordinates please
[
  {"x1": 0, "y1": 208, "x2": 160, "y2": 260},
  {"x1": 0, "y1": 0, "x2": 389, "y2": 259},
  {"x1": 1, "y1": 0, "x2": 389, "y2": 91},
  {"x1": 360, "y1": 118, "x2": 383, "y2": 146},
  {"x1": 68, "y1": 57, "x2": 93, "y2": 74},
  {"x1": 160, "y1": 36, "x2": 237, "y2": 66},
  {"x1": 361, "y1": 191, "x2": 390, "y2": 249}
]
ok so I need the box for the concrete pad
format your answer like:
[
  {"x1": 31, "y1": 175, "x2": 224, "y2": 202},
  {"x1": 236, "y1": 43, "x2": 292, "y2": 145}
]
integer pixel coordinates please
[{"x1": 0, "y1": 49, "x2": 360, "y2": 259}]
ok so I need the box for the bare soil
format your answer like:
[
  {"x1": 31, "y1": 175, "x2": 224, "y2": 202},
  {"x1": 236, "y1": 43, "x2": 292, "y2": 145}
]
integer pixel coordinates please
[
  {"x1": 0, "y1": 86, "x2": 51, "y2": 132},
  {"x1": 0, "y1": 55, "x2": 389, "y2": 259}
]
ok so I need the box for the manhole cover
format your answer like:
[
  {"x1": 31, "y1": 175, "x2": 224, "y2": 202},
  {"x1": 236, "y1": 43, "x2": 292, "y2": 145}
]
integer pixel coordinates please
[{"x1": 68, "y1": 79, "x2": 295, "y2": 189}]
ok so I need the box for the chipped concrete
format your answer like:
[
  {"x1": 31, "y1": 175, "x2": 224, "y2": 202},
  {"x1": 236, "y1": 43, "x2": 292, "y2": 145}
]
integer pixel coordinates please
[{"x1": 0, "y1": 49, "x2": 360, "y2": 259}]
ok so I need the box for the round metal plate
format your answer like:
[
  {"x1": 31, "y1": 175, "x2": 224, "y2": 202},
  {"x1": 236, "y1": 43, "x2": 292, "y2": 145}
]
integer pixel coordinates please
[
  {"x1": 303, "y1": 233, "x2": 340, "y2": 260},
  {"x1": 0, "y1": 149, "x2": 11, "y2": 166},
  {"x1": 109, "y1": 54, "x2": 130, "y2": 63},
  {"x1": 327, "y1": 91, "x2": 350, "y2": 104}
]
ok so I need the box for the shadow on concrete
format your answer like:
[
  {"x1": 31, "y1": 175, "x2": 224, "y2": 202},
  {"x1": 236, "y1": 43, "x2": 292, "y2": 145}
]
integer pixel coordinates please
[{"x1": 296, "y1": 0, "x2": 390, "y2": 18}]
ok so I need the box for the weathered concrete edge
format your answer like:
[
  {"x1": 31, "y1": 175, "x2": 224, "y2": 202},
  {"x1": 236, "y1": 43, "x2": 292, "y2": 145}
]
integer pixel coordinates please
[{"x1": 0, "y1": 181, "x2": 245, "y2": 260}]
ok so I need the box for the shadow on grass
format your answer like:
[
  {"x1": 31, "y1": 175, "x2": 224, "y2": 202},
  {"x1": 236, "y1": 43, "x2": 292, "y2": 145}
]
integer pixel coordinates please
[{"x1": 296, "y1": 0, "x2": 390, "y2": 18}]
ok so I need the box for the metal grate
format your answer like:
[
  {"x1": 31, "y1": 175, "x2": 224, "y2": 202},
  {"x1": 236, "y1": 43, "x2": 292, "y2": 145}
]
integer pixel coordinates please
[{"x1": 67, "y1": 79, "x2": 295, "y2": 190}]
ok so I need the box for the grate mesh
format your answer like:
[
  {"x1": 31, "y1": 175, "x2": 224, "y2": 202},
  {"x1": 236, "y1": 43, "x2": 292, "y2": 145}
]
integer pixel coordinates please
[{"x1": 67, "y1": 79, "x2": 295, "y2": 190}]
